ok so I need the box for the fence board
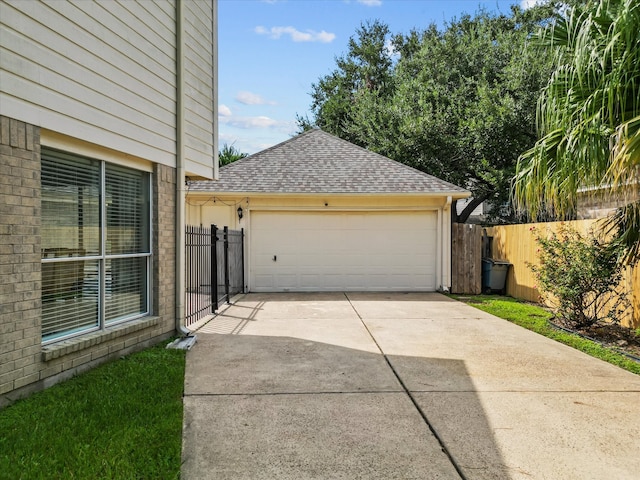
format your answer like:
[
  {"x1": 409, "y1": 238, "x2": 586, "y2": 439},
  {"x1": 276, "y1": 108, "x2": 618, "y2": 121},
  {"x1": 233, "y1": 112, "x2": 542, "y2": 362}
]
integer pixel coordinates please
[
  {"x1": 451, "y1": 223, "x2": 482, "y2": 294},
  {"x1": 487, "y1": 220, "x2": 639, "y2": 328}
]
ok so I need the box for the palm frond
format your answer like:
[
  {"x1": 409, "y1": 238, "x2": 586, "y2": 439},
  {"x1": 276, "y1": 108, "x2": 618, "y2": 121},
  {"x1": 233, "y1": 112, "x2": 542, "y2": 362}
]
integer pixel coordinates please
[
  {"x1": 604, "y1": 200, "x2": 640, "y2": 266},
  {"x1": 514, "y1": 0, "x2": 640, "y2": 226}
]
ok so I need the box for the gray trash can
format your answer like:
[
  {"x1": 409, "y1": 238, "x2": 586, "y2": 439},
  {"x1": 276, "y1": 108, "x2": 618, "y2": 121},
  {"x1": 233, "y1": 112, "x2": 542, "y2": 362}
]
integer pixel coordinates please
[{"x1": 481, "y1": 258, "x2": 511, "y2": 294}]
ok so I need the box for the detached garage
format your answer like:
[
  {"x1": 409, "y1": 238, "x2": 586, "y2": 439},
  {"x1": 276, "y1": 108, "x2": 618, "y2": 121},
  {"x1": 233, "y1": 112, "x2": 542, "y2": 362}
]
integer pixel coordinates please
[{"x1": 187, "y1": 129, "x2": 469, "y2": 293}]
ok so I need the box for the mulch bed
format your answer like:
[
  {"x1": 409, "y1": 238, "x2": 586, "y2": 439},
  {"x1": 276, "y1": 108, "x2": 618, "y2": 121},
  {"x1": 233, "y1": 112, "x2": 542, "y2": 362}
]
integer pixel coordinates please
[{"x1": 551, "y1": 320, "x2": 640, "y2": 360}]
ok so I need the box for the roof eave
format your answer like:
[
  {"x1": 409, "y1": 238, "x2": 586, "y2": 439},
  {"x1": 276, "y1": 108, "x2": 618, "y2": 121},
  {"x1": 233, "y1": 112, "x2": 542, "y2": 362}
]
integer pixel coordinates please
[{"x1": 186, "y1": 190, "x2": 471, "y2": 199}]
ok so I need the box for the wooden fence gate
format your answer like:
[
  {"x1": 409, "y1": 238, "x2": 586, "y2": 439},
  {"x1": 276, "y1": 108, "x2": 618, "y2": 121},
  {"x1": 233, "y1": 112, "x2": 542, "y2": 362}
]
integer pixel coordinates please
[{"x1": 451, "y1": 223, "x2": 482, "y2": 294}]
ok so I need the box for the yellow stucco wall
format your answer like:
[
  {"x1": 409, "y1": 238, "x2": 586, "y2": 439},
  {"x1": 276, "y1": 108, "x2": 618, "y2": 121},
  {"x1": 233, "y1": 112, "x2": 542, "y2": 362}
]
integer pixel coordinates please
[
  {"x1": 186, "y1": 193, "x2": 450, "y2": 230},
  {"x1": 185, "y1": 192, "x2": 456, "y2": 291}
]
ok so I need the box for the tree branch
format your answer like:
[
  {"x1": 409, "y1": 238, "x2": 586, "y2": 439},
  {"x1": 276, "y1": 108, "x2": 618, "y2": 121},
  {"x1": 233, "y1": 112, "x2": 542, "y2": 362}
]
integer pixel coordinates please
[{"x1": 456, "y1": 193, "x2": 490, "y2": 223}]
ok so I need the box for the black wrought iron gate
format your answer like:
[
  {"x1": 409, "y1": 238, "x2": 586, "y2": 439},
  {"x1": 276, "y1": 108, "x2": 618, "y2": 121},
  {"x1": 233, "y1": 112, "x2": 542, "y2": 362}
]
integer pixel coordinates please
[{"x1": 185, "y1": 224, "x2": 244, "y2": 327}]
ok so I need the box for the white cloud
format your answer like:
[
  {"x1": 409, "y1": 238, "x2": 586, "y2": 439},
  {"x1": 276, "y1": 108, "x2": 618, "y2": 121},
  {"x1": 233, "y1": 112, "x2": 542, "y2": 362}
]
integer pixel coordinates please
[
  {"x1": 219, "y1": 132, "x2": 237, "y2": 144},
  {"x1": 219, "y1": 104, "x2": 232, "y2": 116},
  {"x1": 235, "y1": 91, "x2": 277, "y2": 106},
  {"x1": 358, "y1": 0, "x2": 382, "y2": 6},
  {"x1": 219, "y1": 124, "x2": 299, "y2": 154},
  {"x1": 219, "y1": 115, "x2": 281, "y2": 129},
  {"x1": 219, "y1": 115, "x2": 297, "y2": 139},
  {"x1": 256, "y1": 142, "x2": 276, "y2": 150},
  {"x1": 384, "y1": 38, "x2": 398, "y2": 58},
  {"x1": 255, "y1": 25, "x2": 336, "y2": 43},
  {"x1": 520, "y1": 0, "x2": 544, "y2": 8}
]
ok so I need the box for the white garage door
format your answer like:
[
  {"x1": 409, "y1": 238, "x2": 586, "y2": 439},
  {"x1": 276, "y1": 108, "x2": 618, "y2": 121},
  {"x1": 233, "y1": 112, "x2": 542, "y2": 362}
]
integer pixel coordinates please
[{"x1": 250, "y1": 211, "x2": 438, "y2": 292}]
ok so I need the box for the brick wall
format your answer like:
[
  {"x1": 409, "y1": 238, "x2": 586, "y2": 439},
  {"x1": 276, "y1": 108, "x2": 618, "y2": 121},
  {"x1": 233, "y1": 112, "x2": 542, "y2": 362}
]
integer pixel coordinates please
[
  {"x1": 0, "y1": 116, "x2": 43, "y2": 397},
  {"x1": 0, "y1": 115, "x2": 178, "y2": 406},
  {"x1": 154, "y1": 163, "x2": 177, "y2": 330},
  {"x1": 577, "y1": 188, "x2": 640, "y2": 219}
]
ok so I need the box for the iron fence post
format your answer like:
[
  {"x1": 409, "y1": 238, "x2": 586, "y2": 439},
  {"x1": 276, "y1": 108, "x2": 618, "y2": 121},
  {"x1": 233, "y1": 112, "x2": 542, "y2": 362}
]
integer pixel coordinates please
[
  {"x1": 224, "y1": 226, "x2": 230, "y2": 303},
  {"x1": 211, "y1": 224, "x2": 218, "y2": 311},
  {"x1": 185, "y1": 225, "x2": 190, "y2": 323},
  {"x1": 241, "y1": 227, "x2": 245, "y2": 293}
]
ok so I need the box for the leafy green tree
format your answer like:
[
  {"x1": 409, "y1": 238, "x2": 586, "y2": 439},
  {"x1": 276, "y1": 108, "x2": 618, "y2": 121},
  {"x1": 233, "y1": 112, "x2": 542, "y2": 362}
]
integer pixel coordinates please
[
  {"x1": 301, "y1": 6, "x2": 561, "y2": 222},
  {"x1": 514, "y1": 0, "x2": 639, "y2": 263},
  {"x1": 219, "y1": 143, "x2": 247, "y2": 166},
  {"x1": 308, "y1": 20, "x2": 394, "y2": 146}
]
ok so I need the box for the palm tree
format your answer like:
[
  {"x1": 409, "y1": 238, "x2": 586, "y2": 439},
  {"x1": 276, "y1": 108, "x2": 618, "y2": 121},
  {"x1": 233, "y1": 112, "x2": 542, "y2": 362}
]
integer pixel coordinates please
[
  {"x1": 513, "y1": 0, "x2": 639, "y2": 263},
  {"x1": 219, "y1": 143, "x2": 248, "y2": 166}
]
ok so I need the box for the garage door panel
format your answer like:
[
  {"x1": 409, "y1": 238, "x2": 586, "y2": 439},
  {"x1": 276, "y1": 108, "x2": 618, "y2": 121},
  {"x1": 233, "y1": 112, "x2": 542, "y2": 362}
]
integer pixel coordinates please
[
  {"x1": 250, "y1": 211, "x2": 437, "y2": 292},
  {"x1": 277, "y1": 275, "x2": 297, "y2": 289},
  {"x1": 348, "y1": 255, "x2": 375, "y2": 267},
  {"x1": 299, "y1": 273, "x2": 323, "y2": 287},
  {"x1": 253, "y1": 274, "x2": 273, "y2": 289},
  {"x1": 302, "y1": 256, "x2": 330, "y2": 267},
  {"x1": 344, "y1": 273, "x2": 366, "y2": 285}
]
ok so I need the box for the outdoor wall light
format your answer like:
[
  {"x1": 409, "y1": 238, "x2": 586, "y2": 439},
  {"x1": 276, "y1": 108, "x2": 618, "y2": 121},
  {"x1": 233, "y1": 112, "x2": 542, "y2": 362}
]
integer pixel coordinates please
[{"x1": 237, "y1": 206, "x2": 243, "y2": 220}]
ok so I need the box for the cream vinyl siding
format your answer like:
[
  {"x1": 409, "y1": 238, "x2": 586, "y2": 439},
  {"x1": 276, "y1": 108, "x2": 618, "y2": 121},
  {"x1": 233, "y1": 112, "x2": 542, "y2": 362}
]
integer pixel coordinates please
[
  {"x1": 250, "y1": 211, "x2": 438, "y2": 292},
  {"x1": 0, "y1": 0, "x2": 176, "y2": 165},
  {"x1": 183, "y1": 0, "x2": 216, "y2": 178}
]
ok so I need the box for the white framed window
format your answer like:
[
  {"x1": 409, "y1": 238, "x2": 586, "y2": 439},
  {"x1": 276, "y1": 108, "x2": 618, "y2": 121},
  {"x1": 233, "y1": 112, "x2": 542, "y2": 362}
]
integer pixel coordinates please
[{"x1": 41, "y1": 149, "x2": 151, "y2": 343}]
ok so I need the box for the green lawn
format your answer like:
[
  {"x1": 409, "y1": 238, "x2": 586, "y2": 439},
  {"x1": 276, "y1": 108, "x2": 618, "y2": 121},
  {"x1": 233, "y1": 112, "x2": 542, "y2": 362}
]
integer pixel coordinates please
[
  {"x1": 451, "y1": 294, "x2": 640, "y2": 375},
  {"x1": 0, "y1": 342, "x2": 186, "y2": 480}
]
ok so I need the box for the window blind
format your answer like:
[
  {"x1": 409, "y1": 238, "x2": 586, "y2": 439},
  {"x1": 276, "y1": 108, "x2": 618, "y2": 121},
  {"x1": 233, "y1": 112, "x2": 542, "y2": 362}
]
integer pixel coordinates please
[
  {"x1": 41, "y1": 149, "x2": 151, "y2": 343},
  {"x1": 41, "y1": 260, "x2": 99, "y2": 339},
  {"x1": 41, "y1": 151, "x2": 101, "y2": 257},
  {"x1": 105, "y1": 257, "x2": 148, "y2": 323},
  {"x1": 106, "y1": 164, "x2": 150, "y2": 255}
]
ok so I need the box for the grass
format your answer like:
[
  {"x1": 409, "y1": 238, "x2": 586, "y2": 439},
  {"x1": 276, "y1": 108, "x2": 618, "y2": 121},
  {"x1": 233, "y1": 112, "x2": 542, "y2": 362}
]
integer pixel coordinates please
[
  {"x1": 0, "y1": 342, "x2": 186, "y2": 480},
  {"x1": 451, "y1": 294, "x2": 640, "y2": 376}
]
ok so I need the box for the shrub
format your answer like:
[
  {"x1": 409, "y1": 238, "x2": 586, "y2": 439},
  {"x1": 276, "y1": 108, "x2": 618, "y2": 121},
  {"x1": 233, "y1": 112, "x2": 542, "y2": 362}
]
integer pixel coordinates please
[{"x1": 529, "y1": 224, "x2": 629, "y2": 329}]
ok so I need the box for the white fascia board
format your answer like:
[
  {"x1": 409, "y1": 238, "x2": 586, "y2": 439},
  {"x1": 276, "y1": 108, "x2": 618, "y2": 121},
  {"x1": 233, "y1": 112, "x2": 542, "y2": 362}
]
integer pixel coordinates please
[{"x1": 185, "y1": 190, "x2": 471, "y2": 199}]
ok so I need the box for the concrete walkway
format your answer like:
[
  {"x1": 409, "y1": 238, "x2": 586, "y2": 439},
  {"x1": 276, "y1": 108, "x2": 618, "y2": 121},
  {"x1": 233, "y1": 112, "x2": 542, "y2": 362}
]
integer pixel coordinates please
[{"x1": 181, "y1": 293, "x2": 640, "y2": 480}]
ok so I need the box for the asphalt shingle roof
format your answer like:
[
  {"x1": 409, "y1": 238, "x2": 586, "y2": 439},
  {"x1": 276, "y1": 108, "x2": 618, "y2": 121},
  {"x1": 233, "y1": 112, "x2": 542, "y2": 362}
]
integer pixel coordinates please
[{"x1": 188, "y1": 129, "x2": 469, "y2": 196}]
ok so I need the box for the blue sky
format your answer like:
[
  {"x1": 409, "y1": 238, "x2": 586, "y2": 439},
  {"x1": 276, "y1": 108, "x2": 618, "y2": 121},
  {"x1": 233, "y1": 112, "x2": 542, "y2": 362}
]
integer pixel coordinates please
[{"x1": 218, "y1": 0, "x2": 535, "y2": 154}]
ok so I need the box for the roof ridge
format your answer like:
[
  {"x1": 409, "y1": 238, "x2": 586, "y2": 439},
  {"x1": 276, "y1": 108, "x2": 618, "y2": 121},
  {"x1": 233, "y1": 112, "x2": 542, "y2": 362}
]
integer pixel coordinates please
[{"x1": 316, "y1": 130, "x2": 465, "y2": 191}]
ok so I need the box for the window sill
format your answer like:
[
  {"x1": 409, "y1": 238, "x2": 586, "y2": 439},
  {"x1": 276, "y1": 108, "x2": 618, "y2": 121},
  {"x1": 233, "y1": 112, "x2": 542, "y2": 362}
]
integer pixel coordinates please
[{"x1": 41, "y1": 316, "x2": 161, "y2": 362}]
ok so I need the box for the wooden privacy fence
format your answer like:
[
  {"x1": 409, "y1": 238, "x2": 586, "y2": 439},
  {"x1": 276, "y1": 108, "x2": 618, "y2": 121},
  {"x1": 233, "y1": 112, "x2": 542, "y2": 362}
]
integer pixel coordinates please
[
  {"x1": 451, "y1": 223, "x2": 482, "y2": 294},
  {"x1": 486, "y1": 220, "x2": 639, "y2": 328}
]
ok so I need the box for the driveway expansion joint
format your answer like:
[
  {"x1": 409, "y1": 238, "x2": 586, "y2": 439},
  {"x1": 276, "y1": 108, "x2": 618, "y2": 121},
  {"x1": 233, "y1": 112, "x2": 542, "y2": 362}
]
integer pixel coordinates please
[
  {"x1": 406, "y1": 389, "x2": 640, "y2": 393},
  {"x1": 344, "y1": 292, "x2": 469, "y2": 480},
  {"x1": 184, "y1": 390, "x2": 406, "y2": 397}
]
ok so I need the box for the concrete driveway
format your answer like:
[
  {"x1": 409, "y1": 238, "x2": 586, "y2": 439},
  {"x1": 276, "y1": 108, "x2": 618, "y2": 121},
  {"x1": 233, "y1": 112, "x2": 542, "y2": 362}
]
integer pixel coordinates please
[{"x1": 181, "y1": 292, "x2": 640, "y2": 480}]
